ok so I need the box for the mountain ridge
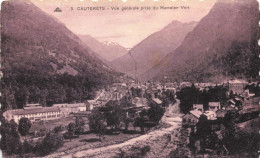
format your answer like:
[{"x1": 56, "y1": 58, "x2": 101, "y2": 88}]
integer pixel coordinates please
[
  {"x1": 1, "y1": 0, "x2": 122, "y2": 109},
  {"x1": 142, "y1": 0, "x2": 259, "y2": 82},
  {"x1": 79, "y1": 35, "x2": 128, "y2": 62},
  {"x1": 111, "y1": 20, "x2": 198, "y2": 78}
]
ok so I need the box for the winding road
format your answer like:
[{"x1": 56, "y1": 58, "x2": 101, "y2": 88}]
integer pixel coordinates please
[{"x1": 45, "y1": 100, "x2": 182, "y2": 158}]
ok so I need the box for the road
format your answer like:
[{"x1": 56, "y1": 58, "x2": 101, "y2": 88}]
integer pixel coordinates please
[{"x1": 46, "y1": 100, "x2": 182, "y2": 158}]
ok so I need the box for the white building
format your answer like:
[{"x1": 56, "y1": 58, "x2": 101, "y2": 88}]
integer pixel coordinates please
[
  {"x1": 3, "y1": 104, "x2": 61, "y2": 124},
  {"x1": 228, "y1": 79, "x2": 247, "y2": 95},
  {"x1": 193, "y1": 104, "x2": 204, "y2": 112},
  {"x1": 204, "y1": 111, "x2": 217, "y2": 120},
  {"x1": 53, "y1": 103, "x2": 86, "y2": 117},
  {"x1": 208, "y1": 102, "x2": 221, "y2": 112}
]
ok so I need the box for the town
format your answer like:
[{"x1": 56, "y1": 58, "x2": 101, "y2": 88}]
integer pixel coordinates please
[{"x1": 1, "y1": 76, "x2": 259, "y2": 157}]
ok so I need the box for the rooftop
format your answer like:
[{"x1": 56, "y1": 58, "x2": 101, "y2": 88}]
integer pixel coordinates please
[
  {"x1": 53, "y1": 103, "x2": 86, "y2": 108},
  {"x1": 209, "y1": 102, "x2": 220, "y2": 107},
  {"x1": 25, "y1": 103, "x2": 41, "y2": 107},
  {"x1": 204, "y1": 111, "x2": 216, "y2": 116},
  {"x1": 7, "y1": 107, "x2": 60, "y2": 115},
  {"x1": 229, "y1": 79, "x2": 247, "y2": 84},
  {"x1": 152, "y1": 98, "x2": 162, "y2": 104},
  {"x1": 190, "y1": 110, "x2": 203, "y2": 118},
  {"x1": 193, "y1": 104, "x2": 203, "y2": 107}
]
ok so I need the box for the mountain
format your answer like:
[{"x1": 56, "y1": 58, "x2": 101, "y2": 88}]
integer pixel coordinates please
[
  {"x1": 1, "y1": 0, "x2": 122, "y2": 109},
  {"x1": 142, "y1": 0, "x2": 259, "y2": 82},
  {"x1": 78, "y1": 35, "x2": 128, "y2": 61},
  {"x1": 111, "y1": 21, "x2": 198, "y2": 78}
]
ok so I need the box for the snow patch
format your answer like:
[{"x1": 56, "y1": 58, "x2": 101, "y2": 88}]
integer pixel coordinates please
[{"x1": 102, "y1": 41, "x2": 119, "y2": 46}]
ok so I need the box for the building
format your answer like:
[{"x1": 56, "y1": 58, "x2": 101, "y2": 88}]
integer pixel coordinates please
[
  {"x1": 208, "y1": 102, "x2": 221, "y2": 112},
  {"x1": 204, "y1": 111, "x2": 217, "y2": 120},
  {"x1": 112, "y1": 90, "x2": 123, "y2": 101},
  {"x1": 182, "y1": 110, "x2": 203, "y2": 125},
  {"x1": 216, "y1": 109, "x2": 227, "y2": 119},
  {"x1": 193, "y1": 104, "x2": 204, "y2": 112},
  {"x1": 53, "y1": 103, "x2": 86, "y2": 117},
  {"x1": 227, "y1": 99, "x2": 236, "y2": 106},
  {"x1": 85, "y1": 100, "x2": 95, "y2": 111},
  {"x1": 85, "y1": 100, "x2": 103, "y2": 109},
  {"x1": 3, "y1": 104, "x2": 61, "y2": 123},
  {"x1": 152, "y1": 98, "x2": 162, "y2": 105},
  {"x1": 164, "y1": 83, "x2": 176, "y2": 92},
  {"x1": 228, "y1": 79, "x2": 247, "y2": 94},
  {"x1": 132, "y1": 97, "x2": 148, "y2": 108}
]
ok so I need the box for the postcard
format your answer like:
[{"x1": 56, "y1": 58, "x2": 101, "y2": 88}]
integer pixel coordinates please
[{"x1": 0, "y1": 0, "x2": 259, "y2": 157}]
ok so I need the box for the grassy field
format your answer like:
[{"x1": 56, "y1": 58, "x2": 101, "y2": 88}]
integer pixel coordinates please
[
  {"x1": 23, "y1": 116, "x2": 146, "y2": 155},
  {"x1": 30, "y1": 116, "x2": 84, "y2": 132},
  {"x1": 57, "y1": 130, "x2": 141, "y2": 153}
]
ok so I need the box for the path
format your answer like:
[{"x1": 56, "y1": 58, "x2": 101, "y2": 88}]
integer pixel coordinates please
[{"x1": 45, "y1": 100, "x2": 182, "y2": 158}]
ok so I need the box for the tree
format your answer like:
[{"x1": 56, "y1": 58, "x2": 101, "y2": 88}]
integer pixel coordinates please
[
  {"x1": 196, "y1": 115, "x2": 211, "y2": 152},
  {"x1": 133, "y1": 110, "x2": 148, "y2": 133},
  {"x1": 104, "y1": 104, "x2": 123, "y2": 130},
  {"x1": 28, "y1": 86, "x2": 41, "y2": 104},
  {"x1": 144, "y1": 92, "x2": 152, "y2": 100},
  {"x1": 36, "y1": 132, "x2": 63, "y2": 156},
  {"x1": 22, "y1": 139, "x2": 33, "y2": 153},
  {"x1": 40, "y1": 89, "x2": 48, "y2": 107},
  {"x1": 222, "y1": 111, "x2": 238, "y2": 152},
  {"x1": 162, "y1": 98, "x2": 170, "y2": 108},
  {"x1": 136, "y1": 88, "x2": 142, "y2": 97},
  {"x1": 53, "y1": 125, "x2": 62, "y2": 133},
  {"x1": 18, "y1": 117, "x2": 32, "y2": 136},
  {"x1": 2, "y1": 89, "x2": 17, "y2": 110},
  {"x1": 177, "y1": 85, "x2": 200, "y2": 114},
  {"x1": 133, "y1": 117, "x2": 147, "y2": 133},
  {"x1": 88, "y1": 109, "x2": 106, "y2": 140},
  {"x1": 14, "y1": 86, "x2": 28, "y2": 109},
  {"x1": 67, "y1": 122, "x2": 76, "y2": 141},
  {"x1": 25, "y1": 88, "x2": 30, "y2": 105},
  {"x1": 130, "y1": 87, "x2": 136, "y2": 97},
  {"x1": 122, "y1": 112, "x2": 133, "y2": 131},
  {"x1": 147, "y1": 103, "x2": 165, "y2": 123},
  {"x1": 0, "y1": 119, "x2": 22, "y2": 155},
  {"x1": 75, "y1": 117, "x2": 85, "y2": 134}
]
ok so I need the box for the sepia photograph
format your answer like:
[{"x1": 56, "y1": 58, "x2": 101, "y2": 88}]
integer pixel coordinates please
[{"x1": 0, "y1": 0, "x2": 259, "y2": 157}]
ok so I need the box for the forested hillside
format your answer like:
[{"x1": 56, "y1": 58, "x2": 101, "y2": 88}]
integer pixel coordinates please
[{"x1": 1, "y1": 0, "x2": 122, "y2": 110}]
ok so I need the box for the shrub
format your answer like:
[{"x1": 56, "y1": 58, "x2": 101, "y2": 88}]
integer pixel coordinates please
[
  {"x1": 34, "y1": 132, "x2": 63, "y2": 156},
  {"x1": 0, "y1": 119, "x2": 22, "y2": 155},
  {"x1": 18, "y1": 117, "x2": 32, "y2": 136}
]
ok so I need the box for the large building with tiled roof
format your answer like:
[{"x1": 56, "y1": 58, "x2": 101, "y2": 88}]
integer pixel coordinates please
[
  {"x1": 3, "y1": 104, "x2": 61, "y2": 123},
  {"x1": 228, "y1": 79, "x2": 247, "y2": 94},
  {"x1": 53, "y1": 103, "x2": 86, "y2": 117}
]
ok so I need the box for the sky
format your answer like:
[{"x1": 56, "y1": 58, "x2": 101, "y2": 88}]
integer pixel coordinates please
[{"x1": 31, "y1": 0, "x2": 217, "y2": 48}]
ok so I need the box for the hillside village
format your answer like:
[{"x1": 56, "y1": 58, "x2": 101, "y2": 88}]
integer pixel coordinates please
[{"x1": 2, "y1": 76, "x2": 259, "y2": 157}]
